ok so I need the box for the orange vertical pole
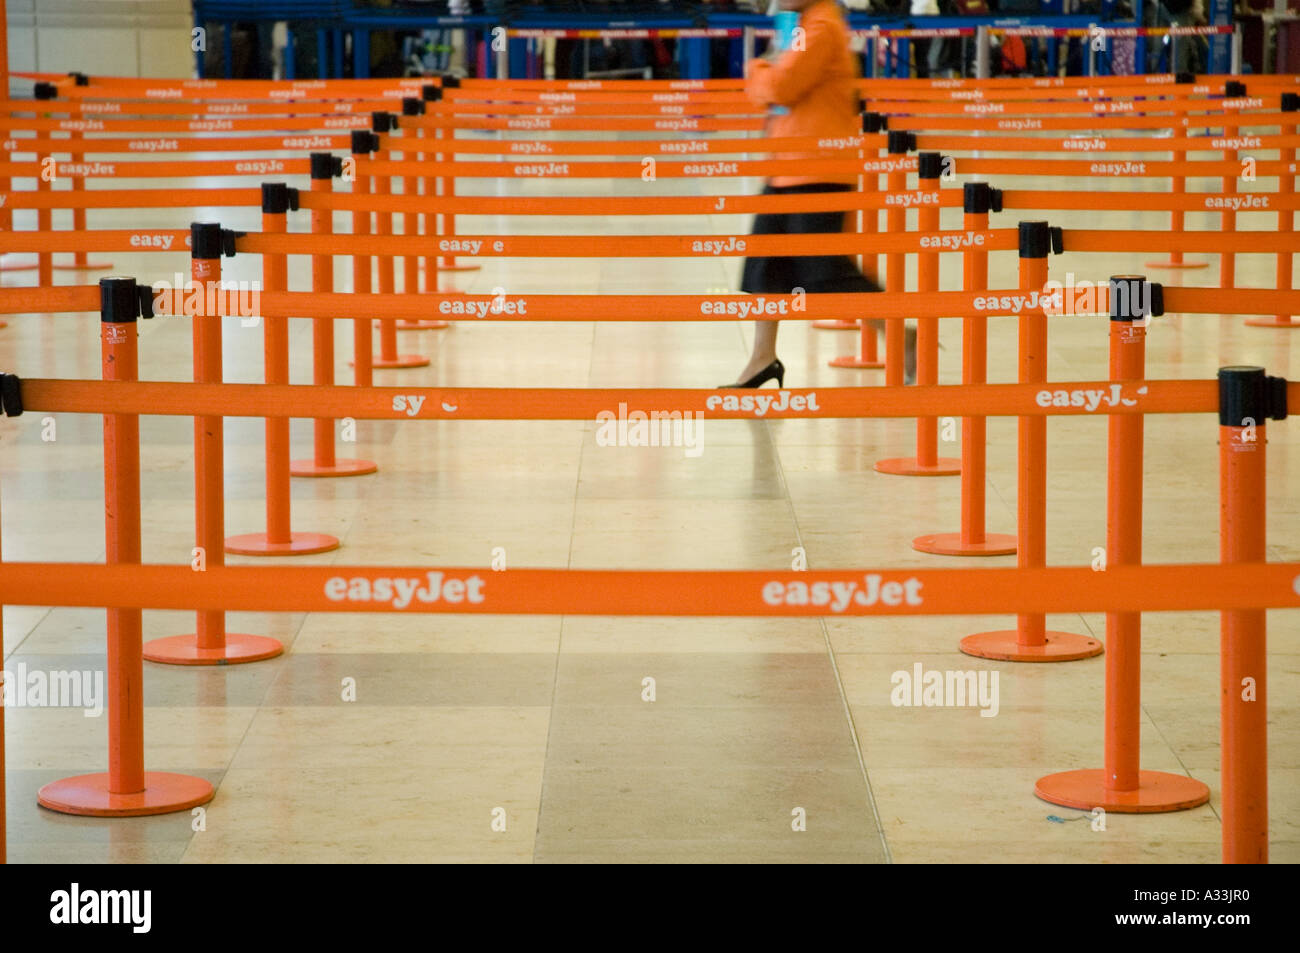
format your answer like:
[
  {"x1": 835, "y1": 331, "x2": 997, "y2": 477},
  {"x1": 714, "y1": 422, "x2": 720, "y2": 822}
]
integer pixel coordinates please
[
  {"x1": 191, "y1": 231, "x2": 228, "y2": 655},
  {"x1": 290, "y1": 156, "x2": 380, "y2": 475},
  {"x1": 50, "y1": 77, "x2": 111, "y2": 273},
  {"x1": 38, "y1": 277, "x2": 214, "y2": 814},
  {"x1": 400, "y1": 99, "x2": 421, "y2": 305},
  {"x1": 436, "y1": 77, "x2": 479, "y2": 274},
  {"x1": 1103, "y1": 284, "x2": 1146, "y2": 793},
  {"x1": 260, "y1": 187, "x2": 294, "y2": 542},
  {"x1": 101, "y1": 281, "x2": 144, "y2": 794},
  {"x1": 1166, "y1": 123, "x2": 1187, "y2": 268},
  {"x1": 51, "y1": 166, "x2": 112, "y2": 271},
  {"x1": 35, "y1": 150, "x2": 52, "y2": 288},
  {"x1": 1, "y1": 0, "x2": 8, "y2": 857},
  {"x1": 1246, "y1": 94, "x2": 1299, "y2": 328},
  {"x1": 0, "y1": 0, "x2": 8, "y2": 248},
  {"x1": 145, "y1": 224, "x2": 283, "y2": 664},
  {"x1": 1217, "y1": 365, "x2": 1271, "y2": 864},
  {"x1": 877, "y1": 152, "x2": 958, "y2": 476},
  {"x1": 1219, "y1": 82, "x2": 1248, "y2": 290},
  {"x1": 312, "y1": 154, "x2": 337, "y2": 470},
  {"x1": 225, "y1": 184, "x2": 339, "y2": 555},
  {"x1": 31, "y1": 83, "x2": 55, "y2": 285},
  {"x1": 961, "y1": 222, "x2": 1102, "y2": 663},
  {"x1": 350, "y1": 131, "x2": 376, "y2": 387},
  {"x1": 882, "y1": 136, "x2": 909, "y2": 388},
  {"x1": 370, "y1": 115, "x2": 429, "y2": 369},
  {"x1": 915, "y1": 182, "x2": 1016, "y2": 556},
  {"x1": 399, "y1": 96, "x2": 447, "y2": 330},
  {"x1": 1037, "y1": 276, "x2": 1209, "y2": 812},
  {"x1": 815, "y1": 112, "x2": 882, "y2": 333},
  {"x1": 68, "y1": 152, "x2": 88, "y2": 269},
  {"x1": 1146, "y1": 75, "x2": 1206, "y2": 271},
  {"x1": 0, "y1": 0, "x2": 6, "y2": 852},
  {"x1": 831, "y1": 129, "x2": 910, "y2": 372},
  {"x1": 421, "y1": 84, "x2": 443, "y2": 292}
]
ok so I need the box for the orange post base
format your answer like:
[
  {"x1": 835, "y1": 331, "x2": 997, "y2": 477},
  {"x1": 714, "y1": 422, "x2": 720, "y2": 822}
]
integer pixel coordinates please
[
  {"x1": 397, "y1": 320, "x2": 450, "y2": 330},
  {"x1": 289, "y1": 457, "x2": 378, "y2": 478},
  {"x1": 875, "y1": 456, "x2": 961, "y2": 477},
  {"x1": 1035, "y1": 768, "x2": 1211, "y2": 814},
  {"x1": 960, "y1": 629, "x2": 1103, "y2": 662},
  {"x1": 812, "y1": 319, "x2": 860, "y2": 330},
  {"x1": 828, "y1": 354, "x2": 885, "y2": 369},
  {"x1": 224, "y1": 531, "x2": 340, "y2": 556},
  {"x1": 1243, "y1": 316, "x2": 1300, "y2": 328},
  {"x1": 38, "y1": 772, "x2": 214, "y2": 817},
  {"x1": 143, "y1": 632, "x2": 284, "y2": 665},
  {"x1": 912, "y1": 531, "x2": 1016, "y2": 556},
  {"x1": 368, "y1": 354, "x2": 430, "y2": 369},
  {"x1": 51, "y1": 261, "x2": 114, "y2": 271}
]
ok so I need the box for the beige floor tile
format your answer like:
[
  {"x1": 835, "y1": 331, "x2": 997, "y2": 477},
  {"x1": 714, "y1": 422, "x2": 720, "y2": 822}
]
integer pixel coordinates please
[{"x1": 3, "y1": 134, "x2": 1297, "y2": 866}]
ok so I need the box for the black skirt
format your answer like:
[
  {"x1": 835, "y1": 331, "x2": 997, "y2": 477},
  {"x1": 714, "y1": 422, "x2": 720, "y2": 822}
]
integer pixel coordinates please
[{"x1": 739, "y1": 182, "x2": 881, "y2": 296}]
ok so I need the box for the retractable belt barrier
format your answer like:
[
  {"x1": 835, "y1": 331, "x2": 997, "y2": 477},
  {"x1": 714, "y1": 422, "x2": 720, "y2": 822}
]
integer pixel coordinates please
[{"x1": 1, "y1": 72, "x2": 1294, "y2": 867}]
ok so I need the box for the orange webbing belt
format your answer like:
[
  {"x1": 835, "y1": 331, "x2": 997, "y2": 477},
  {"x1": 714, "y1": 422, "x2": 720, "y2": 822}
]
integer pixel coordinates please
[
  {"x1": 5, "y1": 285, "x2": 1299, "y2": 321},
  {"x1": 0, "y1": 561, "x2": 1295, "y2": 616},
  {"x1": 10, "y1": 376, "x2": 1271, "y2": 420}
]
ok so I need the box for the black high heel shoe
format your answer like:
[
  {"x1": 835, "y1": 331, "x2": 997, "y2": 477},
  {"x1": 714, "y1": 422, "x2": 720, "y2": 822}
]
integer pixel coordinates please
[{"x1": 719, "y1": 358, "x2": 784, "y2": 389}]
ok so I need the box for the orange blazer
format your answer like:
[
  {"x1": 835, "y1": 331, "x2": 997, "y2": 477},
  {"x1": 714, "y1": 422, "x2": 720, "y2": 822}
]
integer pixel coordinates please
[{"x1": 744, "y1": 0, "x2": 861, "y2": 188}]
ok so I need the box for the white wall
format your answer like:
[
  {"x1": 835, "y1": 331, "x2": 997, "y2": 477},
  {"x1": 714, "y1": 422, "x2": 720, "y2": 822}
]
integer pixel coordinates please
[{"x1": 6, "y1": 0, "x2": 194, "y2": 86}]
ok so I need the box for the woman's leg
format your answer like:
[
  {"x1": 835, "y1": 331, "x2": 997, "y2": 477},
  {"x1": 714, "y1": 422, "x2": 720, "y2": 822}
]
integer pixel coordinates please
[
  {"x1": 867, "y1": 318, "x2": 917, "y2": 385},
  {"x1": 738, "y1": 318, "x2": 780, "y2": 382}
]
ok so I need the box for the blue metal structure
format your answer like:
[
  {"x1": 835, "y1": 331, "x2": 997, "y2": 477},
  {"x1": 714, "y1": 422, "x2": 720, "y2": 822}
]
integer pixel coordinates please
[{"x1": 190, "y1": 2, "x2": 1227, "y2": 80}]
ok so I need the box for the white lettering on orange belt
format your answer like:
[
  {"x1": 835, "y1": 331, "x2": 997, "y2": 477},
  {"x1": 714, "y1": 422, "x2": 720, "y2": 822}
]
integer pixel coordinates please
[
  {"x1": 324, "y1": 571, "x2": 487, "y2": 608},
  {"x1": 1034, "y1": 384, "x2": 1148, "y2": 410},
  {"x1": 706, "y1": 391, "x2": 821, "y2": 416},
  {"x1": 762, "y1": 575, "x2": 924, "y2": 612}
]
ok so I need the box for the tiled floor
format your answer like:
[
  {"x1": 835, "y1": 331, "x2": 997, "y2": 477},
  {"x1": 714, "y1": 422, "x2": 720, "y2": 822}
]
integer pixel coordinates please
[{"x1": 0, "y1": 129, "x2": 1296, "y2": 863}]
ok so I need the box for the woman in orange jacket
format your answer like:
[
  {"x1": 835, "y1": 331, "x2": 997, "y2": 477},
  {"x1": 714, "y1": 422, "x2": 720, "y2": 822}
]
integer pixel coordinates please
[{"x1": 721, "y1": 0, "x2": 915, "y2": 388}]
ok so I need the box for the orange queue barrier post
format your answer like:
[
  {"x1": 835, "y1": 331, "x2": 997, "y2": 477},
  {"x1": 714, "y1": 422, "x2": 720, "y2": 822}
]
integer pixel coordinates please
[
  {"x1": 398, "y1": 96, "x2": 447, "y2": 331},
  {"x1": 0, "y1": 309, "x2": 4, "y2": 854},
  {"x1": 1217, "y1": 365, "x2": 1281, "y2": 864},
  {"x1": 1247, "y1": 93, "x2": 1300, "y2": 329},
  {"x1": 435, "y1": 78, "x2": 479, "y2": 275},
  {"x1": 860, "y1": 111, "x2": 886, "y2": 296},
  {"x1": 0, "y1": 81, "x2": 55, "y2": 277},
  {"x1": 0, "y1": 0, "x2": 8, "y2": 259},
  {"x1": 290, "y1": 155, "x2": 379, "y2": 478},
  {"x1": 833, "y1": 130, "x2": 914, "y2": 372},
  {"x1": 50, "y1": 74, "x2": 110, "y2": 274},
  {"x1": 961, "y1": 222, "x2": 1103, "y2": 663},
  {"x1": 144, "y1": 225, "x2": 281, "y2": 665},
  {"x1": 877, "y1": 152, "x2": 959, "y2": 477},
  {"x1": 350, "y1": 130, "x2": 377, "y2": 387},
  {"x1": 37, "y1": 276, "x2": 216, "y2": 813},
  {"x1": 369, "y1": 112, "x2": 429, "y2": 370},
  {"x1": 0, "y1": 662, "x2": 4, "y2": 861},
  {"x1": 1218, "y1": 81, "x2": 1250, "y2": 292},
  {"x1": 1037, "y1": 276, "x2": 1212, "y2": 813},
  {"x1": 225, "y1": 184, "x2": 340, "y2": 557},
  {"x1": 1146, "y1": 74, "x2": 1208, "y2": 272},
  {"x1": 401, "y1": 98, "x2": 422, "y2": 304},
  {"x1": 881, "y1": 132, "x2": 912, "y2": 388},
  {"x1": 33, "y1": 85, "x2": 54, "y2": 290},
  {"x1": 419, "y1": 84, "x2": 447, "y2": 298},
  {"x1": 914, "y1": 182, "x2": 1017, "y2": 556},
  {"x1": 814, "y1": 111, "x2": 887, "y2": 333}
]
